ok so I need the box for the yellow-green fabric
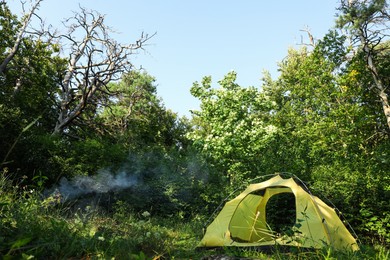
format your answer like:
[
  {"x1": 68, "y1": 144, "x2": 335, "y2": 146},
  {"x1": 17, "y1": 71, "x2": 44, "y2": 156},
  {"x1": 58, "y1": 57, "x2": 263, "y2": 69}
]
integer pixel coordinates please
[{"x1": 199, "y1": 175, "x2": 359, "y2": 251}]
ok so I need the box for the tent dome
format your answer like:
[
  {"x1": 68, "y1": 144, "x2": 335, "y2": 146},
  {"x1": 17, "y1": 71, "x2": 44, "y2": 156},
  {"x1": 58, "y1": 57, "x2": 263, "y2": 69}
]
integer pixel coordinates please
[{"x1": 199, "y1": 174, "x2": 359, "y2": 251}]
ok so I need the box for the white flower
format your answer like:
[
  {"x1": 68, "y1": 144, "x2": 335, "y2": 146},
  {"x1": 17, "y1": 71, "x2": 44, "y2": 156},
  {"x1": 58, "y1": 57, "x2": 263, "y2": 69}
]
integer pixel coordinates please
[
  {"x1": 265, "y1": 125, "x2": 278, "y2": 134},
  {"x1": 142, "y1": 211, "x2": 150, "y2": 218}
]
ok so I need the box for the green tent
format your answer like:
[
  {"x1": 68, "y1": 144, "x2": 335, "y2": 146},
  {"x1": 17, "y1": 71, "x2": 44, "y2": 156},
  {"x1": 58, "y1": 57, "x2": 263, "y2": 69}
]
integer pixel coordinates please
[{"x1": 199, "y1": 174, "x2": 359, "y2": 251}]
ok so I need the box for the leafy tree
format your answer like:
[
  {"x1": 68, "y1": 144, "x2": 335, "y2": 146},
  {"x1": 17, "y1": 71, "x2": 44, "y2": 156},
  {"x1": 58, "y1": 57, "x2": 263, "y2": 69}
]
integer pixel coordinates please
[
  {"x1": 189, "y1": 71, "x2": 278, "y2": 186},
  {"x1": 95, "y1": 70, "x2": 190, "y2": 151},
  {"x1": 262, "y1": 45, "x2": 342, "y2": 177},
  {"x1": 0, "y1": 2, "x2": 65, "y2": 177},
  {"x1": 337, "y1": 0, "x2": 390, "y2": 130},
  {"x1": 0, "y1": 3, "x2": 161, "y2": 185},
  {"x1": 262, "y1": 29, "x2": 390, "y2": 244}
]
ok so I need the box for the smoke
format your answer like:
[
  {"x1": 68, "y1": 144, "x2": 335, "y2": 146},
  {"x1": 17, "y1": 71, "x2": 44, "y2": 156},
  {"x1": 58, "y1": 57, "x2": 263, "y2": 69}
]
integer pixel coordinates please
[
  {"x1": 44, "y1": 150, "x2": 211, "y2": 211},
  {"x1": 46, "y1": 169, "x2": 138, "y2": 201}
]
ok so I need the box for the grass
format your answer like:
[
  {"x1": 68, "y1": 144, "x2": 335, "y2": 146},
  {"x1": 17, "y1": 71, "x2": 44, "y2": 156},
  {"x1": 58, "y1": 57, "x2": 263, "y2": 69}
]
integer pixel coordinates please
[{"x1": 0, "y1": 174, "x2": 389, "y2": 259}]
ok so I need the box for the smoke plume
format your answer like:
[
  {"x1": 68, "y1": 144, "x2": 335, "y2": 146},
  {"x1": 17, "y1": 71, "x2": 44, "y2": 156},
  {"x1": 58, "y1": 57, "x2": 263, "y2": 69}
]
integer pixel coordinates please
[{"x1": 46, "y1": 169, "x2": 138, "y2": 201}]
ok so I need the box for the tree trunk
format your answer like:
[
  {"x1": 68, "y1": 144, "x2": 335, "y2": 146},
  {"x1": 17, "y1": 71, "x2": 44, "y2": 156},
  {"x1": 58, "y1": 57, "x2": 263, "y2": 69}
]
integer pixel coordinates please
[
  {"x1": 0, "y1": 0, "x2": 42, "y2": 74},
  {"x1": 360, "y1": 32, "x2": 390, "y2": 131}
]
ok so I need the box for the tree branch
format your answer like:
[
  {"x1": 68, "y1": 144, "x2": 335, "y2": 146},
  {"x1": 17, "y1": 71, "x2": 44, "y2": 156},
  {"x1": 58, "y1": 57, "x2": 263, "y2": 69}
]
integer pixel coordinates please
[
  {"x1": 0, "y1": 0, "x2": 43, "y2": 74},
  {"x1": 52, "y1": 7, "x2": 155, "y2": 135}
]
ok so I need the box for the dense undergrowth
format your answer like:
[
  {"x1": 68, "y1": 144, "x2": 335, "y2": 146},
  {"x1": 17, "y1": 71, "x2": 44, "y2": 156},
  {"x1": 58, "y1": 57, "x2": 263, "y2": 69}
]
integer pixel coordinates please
[{"x1": 1, "y1": 174, "x2": 389, "y2": 260}]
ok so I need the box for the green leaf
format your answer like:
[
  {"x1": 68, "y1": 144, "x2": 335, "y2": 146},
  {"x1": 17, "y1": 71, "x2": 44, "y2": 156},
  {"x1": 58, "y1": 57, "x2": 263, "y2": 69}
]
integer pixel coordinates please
[{"x1": 10, "y1": 237, "x2": 32, "y2": 250}]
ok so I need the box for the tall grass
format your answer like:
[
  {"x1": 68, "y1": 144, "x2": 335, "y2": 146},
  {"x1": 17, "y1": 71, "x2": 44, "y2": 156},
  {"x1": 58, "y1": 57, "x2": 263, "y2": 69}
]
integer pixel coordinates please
[
  {"x1": 0, "y1": 171, "x2": 388, "y2": 259},
  {"x1": 0, "y1": 172, "x2": 203, "y2": 259}
]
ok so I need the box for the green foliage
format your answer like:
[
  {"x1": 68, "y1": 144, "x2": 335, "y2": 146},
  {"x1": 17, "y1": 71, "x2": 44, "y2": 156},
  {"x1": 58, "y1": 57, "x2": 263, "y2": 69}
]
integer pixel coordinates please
[
  {"x1": 336, "y1": 0, "x2": 387, "y2": 30},
  {"x1": 361, "y1": 209, "x2": 390, "y2": 245},
  {"x1": 94, "y1": 70, "x2": 188, "y2": 151},
  {"x1": 315, "y1": 30, "x2": 347, "y2": 67},
  {"x1": 264, "y1": 42, "x2": 389, "y2": 246},
  {"x1": 111, "y1": 145, "x2": 213, "y2": 217},
  {"x1": 0, "y1": 3, "x2": 66, "y2": 182},
  {"x1": 1, "y1": 165, "x2": 389, "y2": 260},
  {"x1": 0, "y1": 175, "x2": 203, "y2": 259},
  {"x1": 0, "y1": 3, "x2": 18, "y2": 51},
  {"x1": 336, "y1": 0, "x2": 390, "y2": 131},
  {"x1": 189, "y1": 71, "x2": 279, "y2": 185}
]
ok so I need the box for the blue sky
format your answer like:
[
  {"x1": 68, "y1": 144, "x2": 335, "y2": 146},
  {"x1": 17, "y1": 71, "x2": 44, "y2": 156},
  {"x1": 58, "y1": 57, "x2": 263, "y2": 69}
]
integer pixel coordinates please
[{"x1": 8, "y1": 0, "x2": 339, "y2": 117}]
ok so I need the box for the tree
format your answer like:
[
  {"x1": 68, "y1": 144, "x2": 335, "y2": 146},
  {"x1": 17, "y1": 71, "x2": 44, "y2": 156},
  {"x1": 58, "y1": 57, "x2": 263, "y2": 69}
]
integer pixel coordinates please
[
  {"x1": 337, "y1": 0, "x2": 390, "y2": 130},
  {"x1": 95, "y1": 70, "x2": 186, "y2": 149},
  {"x1": 262, "y1": 45, "x2": 345, "y2": 177},
  {"x1": 0, "y1": 0, "x2": 43, "y2": 74},
  {"x1": 189, "y1": 71, "x2": 278, "y2": 185},
  {"x1": 0, "y1": 2, "x2": 65, "y2": 177},
  {"x1": 52, "y1": 7, "x2": 154, "y2": 135},
  {"x1": 263, "y1": 31, "x2": 388, "y2": 172},
  {"x1": 262, "y1": 30, "x2": 390, "y2": 244}
]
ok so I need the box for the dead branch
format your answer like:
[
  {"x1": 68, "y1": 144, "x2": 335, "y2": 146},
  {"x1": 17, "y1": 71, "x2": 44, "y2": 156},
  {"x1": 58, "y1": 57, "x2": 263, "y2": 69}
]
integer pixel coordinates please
[
  {"x1": 299, "y1": 26, "x2": 316, "y2": 48},
  {"x1": 53, "y1": 7, "x2": 155, "y2": 135},
  {"x1": 0, "y1": 0, "x2": 43, "y2": 74}
]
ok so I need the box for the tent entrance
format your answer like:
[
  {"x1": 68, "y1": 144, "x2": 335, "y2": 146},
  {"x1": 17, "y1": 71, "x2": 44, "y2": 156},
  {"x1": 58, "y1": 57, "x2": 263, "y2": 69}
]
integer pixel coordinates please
[
  {"x1": 266, "y1": 192, "x2": 296, "y2": 234},
  {"x1": 229, "y1": 187, "x2": 296, "y2": 243}
]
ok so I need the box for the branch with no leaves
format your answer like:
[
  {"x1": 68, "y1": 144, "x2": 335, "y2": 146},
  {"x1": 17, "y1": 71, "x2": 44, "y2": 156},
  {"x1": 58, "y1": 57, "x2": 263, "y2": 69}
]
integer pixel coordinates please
[
  {"x1": 0, "y1": 0, "x2": 43, "y2": 74},
  {"x1": 53, "y1": 7, "x2": 155, "y2": 135},
  {"x1": 299, "y1": 26, "x2": 316, "y2": 48}
]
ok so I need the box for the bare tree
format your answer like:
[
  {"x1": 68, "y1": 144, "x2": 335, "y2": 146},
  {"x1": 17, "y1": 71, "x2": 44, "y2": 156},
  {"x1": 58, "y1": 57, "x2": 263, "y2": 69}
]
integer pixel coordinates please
[
  {"x1": 339, "y1": 0, "x2": 390, "y2": 131},
  {"x1": 52, "y1": 7, "x2": 154, "y2": 135},
  {"x1": 0, "y1": 0, "x2": 43, "y2": 74}
]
